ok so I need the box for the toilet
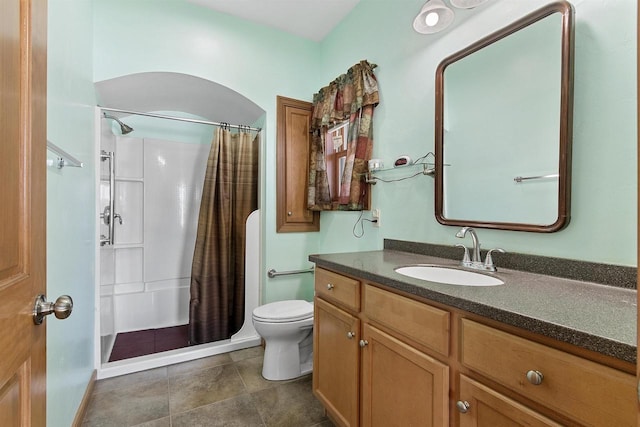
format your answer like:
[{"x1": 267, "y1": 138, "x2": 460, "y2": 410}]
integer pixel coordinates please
[{"x1": 252, "y1": 300, "x2": 314, "y2": 381}]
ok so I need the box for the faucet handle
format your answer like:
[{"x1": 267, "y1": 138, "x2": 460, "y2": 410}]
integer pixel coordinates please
[
  {"x1": 484, "y1": 248, "x2": 506, "y2": 271},
  {"x1": 454, "y1": 244, "x2": 471, "y2": 266}
]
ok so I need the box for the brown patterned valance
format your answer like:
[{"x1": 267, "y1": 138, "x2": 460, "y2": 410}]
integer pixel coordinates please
[
  {"x1": 311, "y1": 60, "x2": 379, "y2": 130},
  {"x1": 308, "y1": 60, "x2": 379, "y2": 211}
]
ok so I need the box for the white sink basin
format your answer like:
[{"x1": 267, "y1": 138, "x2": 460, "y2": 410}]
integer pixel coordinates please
[{"x1": 394, "y1": 265, "x2": 504, "y2": 286}]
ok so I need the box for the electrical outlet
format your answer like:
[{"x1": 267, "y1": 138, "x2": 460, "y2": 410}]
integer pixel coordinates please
[{"x1": 372, "y1": 208, "x2": 381, "y2": 227}]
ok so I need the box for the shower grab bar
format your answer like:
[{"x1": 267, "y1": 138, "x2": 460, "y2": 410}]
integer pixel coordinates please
[
  {"x1": 47, "y1": 140, "x2": 84, "y2": 168},
  {"x1": 267, "y1": 267, "x2": 315, "y2": 278},
  {"x1": 100, "y1": 150, "x2": 115, "y2": 246}
]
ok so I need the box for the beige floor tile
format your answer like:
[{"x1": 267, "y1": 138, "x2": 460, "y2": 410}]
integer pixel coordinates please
[
  {"x1": 172, "y1": 394, "x2": 265, "y2": 427},
  {"x1": 83, "y1": 378, "x2": 169, "y2": 427},
  {"x1": 131, "y1": 417, "x2": 171, "y2": 427},
  {"x1": 84, "y1": 346, "x2": 326, "y2": 427},
  {"x1": 234, "y1": 355, "x2": 282, "y2": 392},
  {"x1": 169, "y1": 363, "x2": 246, "y2": 414},
  {"x1": 167, "y1": 352, "x2": 233, "y2": 377},
  {"x1": 250, "y1": 375, "x2": 327, "y2": 427},
  {"x1": 93, "y1": 367, "x2": 168, "y2": 395},
  {"x1": 229, "y1": 345, "x2": 265, "y2": 362}
]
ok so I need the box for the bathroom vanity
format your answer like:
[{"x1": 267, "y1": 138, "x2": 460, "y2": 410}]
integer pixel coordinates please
[{"x1": 310, "y1": 245, "x2": 636, "y2": 427}]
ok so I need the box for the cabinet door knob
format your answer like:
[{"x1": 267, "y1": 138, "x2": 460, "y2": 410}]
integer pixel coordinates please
[
  {"x1": 526, "y1": 370, "x2": 544, "y2": 385},
  {"x1": 456, "y1": 400, "x2": 470, "y2": 414},
  {"x1": 326, "y1": 283, "x2": 334, "y2": 290},
  {"x1": 359, "y1": 339, "x2": 369, "y2": 348},
  {"x1": 347, "y1": 331, "x2": 356, "y2": 339},
  {"x1": 287, "y1": 211, "x2": 293, "y2": 216}
]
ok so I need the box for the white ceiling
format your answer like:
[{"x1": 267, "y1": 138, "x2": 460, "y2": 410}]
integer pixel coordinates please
[{"x1": 187, "y1": 0, "x2": 361, "y2": 42}]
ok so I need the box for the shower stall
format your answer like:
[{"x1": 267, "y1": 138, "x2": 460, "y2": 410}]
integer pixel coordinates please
[{"x1": 95, "y1": 108, "x2": 262, "y2": 379}]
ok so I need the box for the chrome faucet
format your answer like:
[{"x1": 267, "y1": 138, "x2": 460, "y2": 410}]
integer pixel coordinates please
[
  {"x1": 455, "y1": 227, "x2": 505, "y2": 272},
  {"x1": 456, "y1": 227, "x2": 481, "y2": 265}
]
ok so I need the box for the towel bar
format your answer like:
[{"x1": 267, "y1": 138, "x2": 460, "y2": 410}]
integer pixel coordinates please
[
  {"x1": 47, "y1": 140, "x2": 84, "y2": 168},
  {"x1": 513, "y1": 173, "x2": 559, "y2": 183}
]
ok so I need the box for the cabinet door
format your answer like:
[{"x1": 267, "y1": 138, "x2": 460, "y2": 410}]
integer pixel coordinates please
[
  {"x1": 276, "y1": 96, "x2": 320, "y2": 232},
  {"x1": 458, "y1": 375, "x2": 561, "y2": 427},
  {"x1": 461, "y1": 319, "x2": 636, "y2": 426},
  {"x1": 313, "y1": 297, "x2": 360, "y2": 427},
  {"x1": 361, "y1": 324, "x2": 449, "y2": 427}
]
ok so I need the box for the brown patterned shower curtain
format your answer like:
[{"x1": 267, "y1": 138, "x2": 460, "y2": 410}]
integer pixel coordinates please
[{"x1": 189, "y1": 127, "x2": 259, "y2": 345}]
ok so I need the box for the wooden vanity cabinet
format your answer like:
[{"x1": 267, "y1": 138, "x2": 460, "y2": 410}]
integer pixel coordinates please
[
  {"x1": 313, "y1": 297, "x2": 360, "y2": 427},
  {"x1": 313, "y1": 267, "x2": 450, "y2": 427},
  {"x1": 360, "y1": 323, "x2": 449, "y2": 426},
  {"x1": 457, "y1": 375, "x2": 561, "y2": 427},
  {"x1": 459, "y1": 319, "x2": 636, "y2": 427},
  {"x1": 313, "y1": 268, "x2": 361, "y2": 426},
  {"x1": 313, "y1": 267, "x2": 636, "y2": 427},
  {"x1": 314, "y1": 267, "x2": 360, "y2": 311}
]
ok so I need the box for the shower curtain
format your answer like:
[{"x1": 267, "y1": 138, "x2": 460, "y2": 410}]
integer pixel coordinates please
[{"x1": 189, "y1": 127, "x2": 259, "y2": 345}]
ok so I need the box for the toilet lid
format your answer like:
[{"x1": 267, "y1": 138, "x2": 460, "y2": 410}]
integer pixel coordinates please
[{"x1": 253, "y1": 300, "x2": 313, "y2": 322}]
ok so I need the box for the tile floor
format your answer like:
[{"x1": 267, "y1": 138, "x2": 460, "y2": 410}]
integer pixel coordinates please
[{"x1": 83, "y1": 346, "x2": 334, "y2": 427}]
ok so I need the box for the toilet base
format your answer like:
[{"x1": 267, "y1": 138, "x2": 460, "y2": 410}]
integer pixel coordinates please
[
  {"x1": 261, "y1": 329, "x2": 313, "y2": 381},
  {"x1": 299, "y1": 359, "x2": 312, "y2": 377}
]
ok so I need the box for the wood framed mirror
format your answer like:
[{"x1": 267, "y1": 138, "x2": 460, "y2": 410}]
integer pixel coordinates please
[{"x1": 435, "y1": 1, "x2": 574, "y2": 232}]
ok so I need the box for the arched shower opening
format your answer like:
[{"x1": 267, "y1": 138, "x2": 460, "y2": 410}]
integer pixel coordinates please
[{"x1": 94, "y1": 72, "x2": 265, "y2": 379}]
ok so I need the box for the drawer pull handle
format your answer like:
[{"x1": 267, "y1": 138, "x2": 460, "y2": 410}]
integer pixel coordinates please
[
  {"x1": 347, "y1": 331, "x2": 356, "y2": 339},
  {"x1": 526, "y1": 370, "x2": 544, "y2": 385},
  {"x1": 359, "y1": 339, "x2": 369, "y2": 348},
  {"x1": 326, "y1": 283, "x2": 334, "y2": 290},
  {"x1": 456, "y1": 400, "x2": 470, "y2": 414}
]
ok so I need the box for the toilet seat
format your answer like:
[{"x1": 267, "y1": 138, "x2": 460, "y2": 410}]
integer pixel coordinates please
[{"x1": 252, "y1": 300, "x2": 313, "y2": 323}]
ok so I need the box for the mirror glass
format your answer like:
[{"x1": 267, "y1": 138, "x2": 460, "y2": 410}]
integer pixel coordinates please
[
  {"x1": 325, "y1": 121, "x2": 350, "y2": 205},
  {"x1": 435, "y1": 2, "x2": 574, "y2": 232}
]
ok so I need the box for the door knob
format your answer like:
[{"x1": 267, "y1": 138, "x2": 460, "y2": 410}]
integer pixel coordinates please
[{"x1": 33, "y1": 294, "x2": 73, "y2": 325}]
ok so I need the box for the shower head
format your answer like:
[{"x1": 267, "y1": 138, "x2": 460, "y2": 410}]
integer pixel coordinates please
[{"x1": 104, "y1": 113, "x2": 134, "y2": 135}]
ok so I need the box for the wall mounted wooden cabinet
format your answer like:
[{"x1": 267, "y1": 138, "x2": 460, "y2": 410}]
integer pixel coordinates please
[{"x1": 276, "y1": 96, "x2": 320, "y2": 232}]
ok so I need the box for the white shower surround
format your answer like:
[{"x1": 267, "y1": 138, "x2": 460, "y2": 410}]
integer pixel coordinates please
[
  {"x1": 99, "y1": 136, "x2": 201, "y2": 339},
  {"x1": 96, "y1": 114, "x2": 260, "y2": 378}
]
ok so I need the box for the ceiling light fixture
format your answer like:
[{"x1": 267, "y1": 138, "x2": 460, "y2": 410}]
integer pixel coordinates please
[
  {"x1": 413, "y1": 0, "x2": 455, "y2": 34},
  {"x1": 449, "y1": 0, "x2": 488, "y2": 9}
]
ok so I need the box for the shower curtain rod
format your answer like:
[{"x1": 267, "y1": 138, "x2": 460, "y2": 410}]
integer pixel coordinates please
[{"x1": 99, "y1": 106, "x2": 262, "y2": 132}]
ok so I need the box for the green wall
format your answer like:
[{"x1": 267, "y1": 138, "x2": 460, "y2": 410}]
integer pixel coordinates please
[
  {"x1": 92, "y1": 0, "x2": 330, "y2": 304},
  {"x1": 93, "y1": 0, "x2": 639, "y2": 312},
  {"x1": 47, "y1": 1, "x2": 96, "y2": 426},
  {"x1": 319, "y1": 0, "x2": 637, "y2": 266},
  {"x1": 46, "y1": 0, "x2": 636, "y2": 422}
]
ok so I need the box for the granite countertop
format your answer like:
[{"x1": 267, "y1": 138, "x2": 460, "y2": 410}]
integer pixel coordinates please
[{"x1": 309, "y1": 249, "x2": 637, "y2": 364}]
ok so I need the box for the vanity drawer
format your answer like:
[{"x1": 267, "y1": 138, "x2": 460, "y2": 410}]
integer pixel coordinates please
[
  {"x1": 460, "y1": 319, "x2": 635, "y2": 426},
  {"x1": 315, "y1": 268, "x2": 360, "y2": 311},
  {"x1": 363, "y1": 285, "x2": 449, "y2": 356}
]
